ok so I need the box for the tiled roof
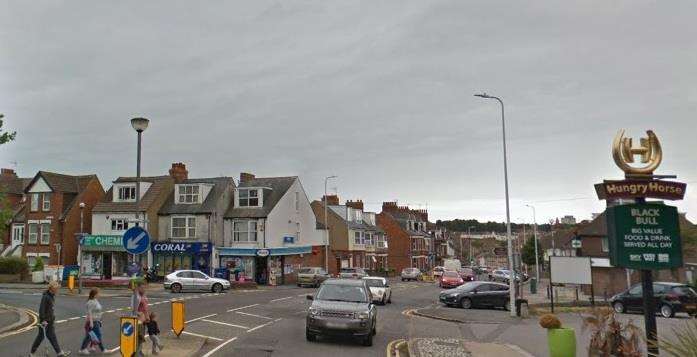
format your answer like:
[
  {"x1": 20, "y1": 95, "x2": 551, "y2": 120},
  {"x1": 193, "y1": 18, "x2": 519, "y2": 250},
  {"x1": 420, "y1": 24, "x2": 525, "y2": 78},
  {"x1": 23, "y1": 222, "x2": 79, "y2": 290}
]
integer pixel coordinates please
[
  {"x1": 224, "y1": 176, "x2": 296, "y2": 218},
  {"x1": 93, "y1": 175, "x2": 173, "y2": 213},
  {"x1": 159, "y1": 177, "x2": 234, "y2": 215},
  {"x1": 27, "y1": 171, "x2": 97, "y2": 193},
  {"x1": 0, "y1": 176, "x2": 31, "y2": 195}
]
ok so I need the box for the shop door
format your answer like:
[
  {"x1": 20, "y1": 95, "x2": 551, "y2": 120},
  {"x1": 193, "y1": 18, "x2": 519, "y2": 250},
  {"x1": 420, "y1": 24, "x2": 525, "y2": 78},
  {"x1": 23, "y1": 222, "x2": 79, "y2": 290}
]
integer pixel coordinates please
[
  {"x1": 103, "y1": 253, "x2": 112, "y2": 280},
  {"x1": 255, "y1": 257, "x2": 268, "y2": 284}
]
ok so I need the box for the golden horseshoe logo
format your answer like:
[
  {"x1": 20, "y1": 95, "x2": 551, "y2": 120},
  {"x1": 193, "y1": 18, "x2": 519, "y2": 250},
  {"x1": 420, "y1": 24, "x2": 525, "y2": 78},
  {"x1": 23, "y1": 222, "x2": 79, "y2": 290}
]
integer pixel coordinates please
[{"x1": 612, "y1": 129, "x2": 662, "y2": 175}]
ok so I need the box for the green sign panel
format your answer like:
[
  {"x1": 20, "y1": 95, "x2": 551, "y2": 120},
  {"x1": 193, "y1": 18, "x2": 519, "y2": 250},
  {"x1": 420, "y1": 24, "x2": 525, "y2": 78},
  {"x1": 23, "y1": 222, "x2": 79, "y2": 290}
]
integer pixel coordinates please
[
  {"x1": 607, "y1": 203, "x2": 682, "y2": 269},
  {"x1": 82, "y1": 235, "x2": 126, "y2": 252}
]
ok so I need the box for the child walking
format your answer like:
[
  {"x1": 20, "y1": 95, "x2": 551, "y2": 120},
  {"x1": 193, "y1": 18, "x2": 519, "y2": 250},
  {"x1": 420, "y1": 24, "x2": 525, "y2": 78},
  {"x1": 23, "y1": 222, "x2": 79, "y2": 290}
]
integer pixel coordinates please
[{"x1": 145, "y1": 312, "x2": 164, "y2": 355}]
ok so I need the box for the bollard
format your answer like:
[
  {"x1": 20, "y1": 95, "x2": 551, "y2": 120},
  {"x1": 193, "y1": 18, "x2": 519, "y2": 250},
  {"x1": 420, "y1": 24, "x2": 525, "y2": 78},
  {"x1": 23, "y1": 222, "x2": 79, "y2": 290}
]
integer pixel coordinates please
[
  {"x1": 68, "y1": 275, "x2": 75, "y2": 292},
  {"x1": 530, "y1": 277, "x2": 537, "y2": 294},
  {"x1": 172, "y1": 300, "x2": 185, "y2": 337}
]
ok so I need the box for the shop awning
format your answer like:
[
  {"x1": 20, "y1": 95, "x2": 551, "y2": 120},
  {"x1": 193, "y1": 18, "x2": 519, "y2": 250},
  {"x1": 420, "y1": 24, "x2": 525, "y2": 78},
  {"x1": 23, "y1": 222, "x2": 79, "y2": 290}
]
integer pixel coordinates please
[
  {"x1": 218, "y1": 246, "x2": 312, "y2": 257},
  {"x1": 81, "y1": 235, "x2": 127, "y2": 252}
]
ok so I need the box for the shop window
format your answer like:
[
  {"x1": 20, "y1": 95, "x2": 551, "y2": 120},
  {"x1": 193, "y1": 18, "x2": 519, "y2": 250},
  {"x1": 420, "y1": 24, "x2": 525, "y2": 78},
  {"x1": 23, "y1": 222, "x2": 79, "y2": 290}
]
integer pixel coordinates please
[
  {"x1": 233, "y1": 220, "x2": 257, "y2": 242},
  {"x1": 28, "y1": 224, "x2": 38, "y2": 244},
  {"x1": 40, "y1": 223, "x2": 50, "y2": 244},
  {"x1": 42, "y1": 193, "x2": 51, "y2": 211},
  {"x1": 172, "y1": 216, "x2": 196, "y2": 239},
  {"x1": 177, "y1": 185, "x2": 200, "y2": 204},
  {"x1": 238, "y1": 189, "x2": 259, "y2": 207}
]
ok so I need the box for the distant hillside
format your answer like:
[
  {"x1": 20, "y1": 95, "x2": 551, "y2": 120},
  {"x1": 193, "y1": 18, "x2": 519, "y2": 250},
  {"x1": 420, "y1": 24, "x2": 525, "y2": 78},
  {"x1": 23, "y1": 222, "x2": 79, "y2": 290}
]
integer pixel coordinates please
[{"x1": 436, "y1": 219, "x2": 554, "y2": 234}]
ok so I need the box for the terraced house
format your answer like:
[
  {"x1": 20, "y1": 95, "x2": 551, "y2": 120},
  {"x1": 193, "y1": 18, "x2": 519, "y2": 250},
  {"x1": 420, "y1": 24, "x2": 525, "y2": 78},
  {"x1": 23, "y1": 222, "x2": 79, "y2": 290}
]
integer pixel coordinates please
[
  {"x1": 0, "y1": 168, "x2": 32, "y2": 258},
  {"x1": 377, "y1": 202, "x2": 432, "y2": 273}
]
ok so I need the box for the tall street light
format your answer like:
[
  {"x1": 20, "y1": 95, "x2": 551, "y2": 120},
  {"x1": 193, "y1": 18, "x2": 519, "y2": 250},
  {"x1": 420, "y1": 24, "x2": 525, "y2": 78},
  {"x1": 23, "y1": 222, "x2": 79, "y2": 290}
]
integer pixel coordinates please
[
  {"x1": 468, "y1": 226, "x2": 475, "y2": 265},
  {"x1": 131, "y1": 117, "x2": 149, "y2": 266},
  {"x1": 324, "y1": 175, "x2": 338, "y2": 272},
  {"x1": 78, "y1": 202, "x2": 85, "y2": 294},
  {"x1": 475, "y1": 92, "x2": 515, "y2": 317},
  {"x1": 526, "y1": 204, "x2": 540, "y2": 283}
]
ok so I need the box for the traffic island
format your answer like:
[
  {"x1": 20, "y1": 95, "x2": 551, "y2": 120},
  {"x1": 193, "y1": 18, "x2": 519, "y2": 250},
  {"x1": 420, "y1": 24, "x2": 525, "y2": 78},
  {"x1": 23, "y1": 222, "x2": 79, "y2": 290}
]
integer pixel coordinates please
[
  {"x1": 408, "y1": 307, "x2": 516, "y2": 324},
  {"x1": 399, "y1": 338, "x2": 535, "y2": 357},
  {"x1": 0, "y1": 303, "x2": 36, "y2": 336}
]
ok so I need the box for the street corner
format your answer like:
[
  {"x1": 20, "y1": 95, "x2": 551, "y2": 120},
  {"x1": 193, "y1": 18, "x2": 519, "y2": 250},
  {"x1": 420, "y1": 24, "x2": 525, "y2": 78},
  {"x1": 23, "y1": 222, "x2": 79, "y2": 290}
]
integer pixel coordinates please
[
  {"x1": 404, "y1": 338, "x2": 535, "y2": 357},
  {"x1": 0, "y1": 304, "x2": 37, "y2": 337}
]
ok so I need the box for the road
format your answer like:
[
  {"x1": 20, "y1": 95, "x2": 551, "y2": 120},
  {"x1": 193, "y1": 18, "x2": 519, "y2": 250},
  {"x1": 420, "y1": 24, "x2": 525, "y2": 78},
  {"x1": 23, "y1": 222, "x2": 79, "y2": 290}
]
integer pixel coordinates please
[{"x1": 0, "y1": 280, "x2": 691, "y2": 356}]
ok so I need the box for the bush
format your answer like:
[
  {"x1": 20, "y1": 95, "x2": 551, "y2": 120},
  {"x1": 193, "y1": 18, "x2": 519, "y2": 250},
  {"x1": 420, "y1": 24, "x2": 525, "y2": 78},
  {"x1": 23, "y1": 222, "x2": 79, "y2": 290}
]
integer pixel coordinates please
[
  {"x1": 539, "y1": 313, "x2": 562, "y2": 329},
  {"x1": 32, "y1": 257, "x2": 44, "y2": 272},
  {"x1": 660, "y1": 319, "x2": 697, "y2": 356},
  {"x1": 0, "y1": 256, "x2": 29, "y2": 275}
]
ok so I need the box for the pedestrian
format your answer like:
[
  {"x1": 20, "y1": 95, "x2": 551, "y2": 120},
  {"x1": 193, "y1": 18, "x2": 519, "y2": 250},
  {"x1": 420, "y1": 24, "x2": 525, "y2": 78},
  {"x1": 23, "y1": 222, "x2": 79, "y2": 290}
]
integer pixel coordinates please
[
  {"x1": 29, "y1": 281, "x2": 71, "y2": 356},
  {"x1": 78, "y1": 288, "x2": 105, "y2": 355},
  {"x1": 145, "y1": 312, "x2": 164, "y2": 355},
  {"x1": 133, "y1": 281, "x2": 149, "y2": 357}
]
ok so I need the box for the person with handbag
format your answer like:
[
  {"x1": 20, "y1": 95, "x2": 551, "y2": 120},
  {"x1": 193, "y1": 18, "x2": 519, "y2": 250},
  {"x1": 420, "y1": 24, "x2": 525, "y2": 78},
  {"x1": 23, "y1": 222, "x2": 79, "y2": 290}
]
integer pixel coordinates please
[
  {"x1": 78, "y1": 288, "x2": 104, "y2": 355},
  {"x1": 29, "y1": 281, "x2": 71, "y2": 356}
]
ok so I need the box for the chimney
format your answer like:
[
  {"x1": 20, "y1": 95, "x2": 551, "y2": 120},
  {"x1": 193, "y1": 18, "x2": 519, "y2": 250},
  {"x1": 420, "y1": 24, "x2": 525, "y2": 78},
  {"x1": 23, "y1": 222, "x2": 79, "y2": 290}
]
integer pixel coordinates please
[
  {"x1": 322, "y1": 195, "x2": 339, "y2": 206},
  {"x1": 346, "y1": 199, "x2": 364, "y2": 210},
  {"x1": 169, "y1": 163, "x2": 188, "y2": 183},
  {"x1": 382, "y1": 201, "x2": 398, "y2": 212},
  {"x1": 1, "y1": 168, "x2": 17, "y2": 179},
  {"x1": 240, "y1": 172, "x2": 255, "y2": 183}
]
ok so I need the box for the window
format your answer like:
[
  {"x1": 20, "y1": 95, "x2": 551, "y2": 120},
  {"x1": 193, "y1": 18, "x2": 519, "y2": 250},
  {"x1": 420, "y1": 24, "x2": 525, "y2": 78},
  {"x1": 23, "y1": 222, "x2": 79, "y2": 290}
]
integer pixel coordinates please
[
  {"x1": 238, "y1": 189, "x2": 259, "y2": 207},
  {"x1": 31, "y1": 194, "x2": 39, "y2": 211},
  {"x1": 295, "y1": 192, "x2": 299, "y2": 211},
  {"x1": 628, "y1": 285, "x2": 642, "y2": 296},
  {"x1": 42, "y1": 193, "x2": 51, "y2": 211},
  {"x1": 111, "y1": 219, "x2": 128, "y2": 231},
  {"x1": 601, "y1": 237, "x2": 609, "y2": 252},
  {"x1": 40, "y1": 223, "x2": 50, "y2": 244},
  {"x1": 172, "y1": 216, "x2": 196, "y2": 239},
  {"x1": 176, "y1": 271, "x2": 192, "y2": 278},
  {"x1": 191, "y1": 271, "x2": 207, "y2": 279},
  {"x1": 233, "y1": 220, "x2": 257, "y2": 242},
  {"x1": 118, "y1": 186, "x2": 136, "y2": 201},
  {"x1": 354, "y1": 231, "x2": 363, "y2": 245},
  {"x1": 178, "y1": 185, "x2": 200, "y2": 204},
  {"x1": 28, "y1": 224, "x2": 38, "y2": 244},
  {"x1": 365, "y1": 233, "x2": 373, "y2": 246}
]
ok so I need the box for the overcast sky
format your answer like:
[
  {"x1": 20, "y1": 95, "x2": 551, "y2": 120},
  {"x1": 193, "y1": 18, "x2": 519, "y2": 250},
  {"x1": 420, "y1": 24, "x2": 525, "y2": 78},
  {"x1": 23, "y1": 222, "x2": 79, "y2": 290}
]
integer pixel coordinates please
[{"x1": 1, "y1": 1, "x2": 696, "y2": 223}]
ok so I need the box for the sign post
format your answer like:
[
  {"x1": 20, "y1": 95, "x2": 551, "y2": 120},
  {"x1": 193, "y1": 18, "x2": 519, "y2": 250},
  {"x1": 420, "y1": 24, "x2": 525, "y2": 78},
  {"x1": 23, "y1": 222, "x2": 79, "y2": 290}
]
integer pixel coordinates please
[
  {"x1": 172, "y1": 301, "x2": 185, "y2": 337},
  {"x1": 120, "y1": 316, "x2": 138, "y2": 357}
]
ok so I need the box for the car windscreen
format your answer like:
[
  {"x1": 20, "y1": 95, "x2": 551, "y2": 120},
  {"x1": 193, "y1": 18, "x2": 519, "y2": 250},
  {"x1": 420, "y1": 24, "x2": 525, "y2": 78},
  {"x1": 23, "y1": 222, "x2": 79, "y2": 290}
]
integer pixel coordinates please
[
  {"x1": 340, "y1": 268, "x2": 355, "y2": 273},
  {"x1": 459, "y1": 268, "x2": 474, "y2": 275},
  {"x1": 443, "y1": 272, "x2": 459, "y2": 278},
  {"x1": 316, "y1": 284, "x2": 367, "y2": 303},
  {"x1": 364, "y1": 279, "x2": 385, "y2": 288},
  {"x1": 298, "y1": 268, "x2": 315, "y2": 274}
]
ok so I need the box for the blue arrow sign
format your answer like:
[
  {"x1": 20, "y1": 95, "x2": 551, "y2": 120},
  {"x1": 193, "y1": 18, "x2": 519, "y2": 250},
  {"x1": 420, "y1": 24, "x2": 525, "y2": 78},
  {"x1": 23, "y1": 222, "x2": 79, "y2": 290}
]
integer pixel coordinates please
[
  {"x1": 122, "y1": 322, "x2": 134, "y2": 337},
  {"x1": 123, "y1": 226, "x2": 150, "y2": 255}
]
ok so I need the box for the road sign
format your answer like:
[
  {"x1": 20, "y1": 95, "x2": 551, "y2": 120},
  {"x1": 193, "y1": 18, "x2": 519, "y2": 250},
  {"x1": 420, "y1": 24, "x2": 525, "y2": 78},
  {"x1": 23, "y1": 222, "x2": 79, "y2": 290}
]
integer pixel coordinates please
[
  {"x1": 607, "y1": 203, "x2": 682, "y2": 269},
  {"x1": 571, "y1": 238, "x2": 582, "y2": 248},
  {"x1": 120, "y1": 316, "x2": 138, "y2": 357},
  {"x1": 493, "y1": 247, "x2": 507, "y2": 256},
  {"x1": 123, "y1": 226, "x2": 150, "y2": 255},
  {"x1": 171, "y1": 300, "x2": 185, "y2": 336}
]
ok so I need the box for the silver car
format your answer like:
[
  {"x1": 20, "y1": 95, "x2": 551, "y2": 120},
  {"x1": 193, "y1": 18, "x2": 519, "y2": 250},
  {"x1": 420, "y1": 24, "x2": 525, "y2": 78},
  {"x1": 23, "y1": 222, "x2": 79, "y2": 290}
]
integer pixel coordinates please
[
  {"x1": 363, "y1": 277, "x2": 392, "y2": 305},
  {"x1": 164, "y1": 270, "x2": 231, "y2": 293},
  {"x1": 400, "y1": 268, "x2": 421, "y2": 281},
  {"x1": 339, "y1": 267, "x2": 368, "y2": 279}
]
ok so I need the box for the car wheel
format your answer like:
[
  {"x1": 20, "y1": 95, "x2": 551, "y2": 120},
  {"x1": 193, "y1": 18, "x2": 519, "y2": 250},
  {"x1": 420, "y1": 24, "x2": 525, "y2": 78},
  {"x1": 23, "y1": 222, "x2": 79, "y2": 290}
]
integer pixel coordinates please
[
  {"x1": 401, "y1": 278, "x2": 406, "y2": 282},
  {"x1": 660, "y1": 304, "x2": 675, "y2": 318},
  {"x1": 612, "y1": 301, "x2": 625, "y2": 313},
  {"x1": 460, "y1": 298, "x2": 472, "y2": 309},
  {"x1": 171, "y1": 283, "x2": 182, "y2": 293},
  {"x1": 362, "y1": 332, "x2": 374, "y2": 346},
  {"x1": 503, "y1": 300, "x2": 510, "y2": 311},
  {"x1": 306, "y1": 328, "x2": 316, "y2": 342},
  {"x1": 212, "y1": 283, "x2": 223, "y2": 293},
  {"x1": 388, "y1": 295, "x2": 392, "y2": 304}
]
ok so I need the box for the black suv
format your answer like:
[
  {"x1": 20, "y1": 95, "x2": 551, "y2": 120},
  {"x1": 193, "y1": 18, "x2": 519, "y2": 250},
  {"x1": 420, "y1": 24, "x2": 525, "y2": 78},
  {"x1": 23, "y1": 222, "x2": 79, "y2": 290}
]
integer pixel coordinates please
[
  {"x1": 611, "y1": 282, "x2": 697, "y2": 318},
  {"x1": 306, "y1": 279, "x2": 377, "y2": 346}
]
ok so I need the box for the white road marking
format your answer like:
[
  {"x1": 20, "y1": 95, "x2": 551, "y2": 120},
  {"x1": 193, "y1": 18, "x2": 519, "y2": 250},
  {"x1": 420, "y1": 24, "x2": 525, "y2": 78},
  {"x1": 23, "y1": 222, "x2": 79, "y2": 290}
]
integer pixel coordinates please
[
  {"x1": 106, "y1": 310, "x2": 115, "y2": 313},
  {"x1": 236, "y1": 311, "x2": 273, "y2": 320},
  {"x1": 181, "y1": 331, "x2": 224, "y2": 341},
  {"x1": 201, "y1": 337, "x2": 238, "y2": 357},
  {"x1": 202, "y1": 319, "x2": 249, "y2": 330},
  {"x1": 55, "y1": 319, "x2": 67, "y2": 324},
  {"x1": 105, "y1": 346, "x2": 120, "y2": 353},
  {"x1": 186, "y1": 313, "x2": 217, "y2": 323},
  {"x1": 247, "y1": 318, "x2": 281, "y2": 333},
  {"x1": 270, "y1": 296, "x2": 293, "y2": 302},
  {"x1": 68, "y1": 317, "x2": 81, "y2": 321},
  {"x1": 227, "y1": 303, "x2": 259, "y2": 312}
]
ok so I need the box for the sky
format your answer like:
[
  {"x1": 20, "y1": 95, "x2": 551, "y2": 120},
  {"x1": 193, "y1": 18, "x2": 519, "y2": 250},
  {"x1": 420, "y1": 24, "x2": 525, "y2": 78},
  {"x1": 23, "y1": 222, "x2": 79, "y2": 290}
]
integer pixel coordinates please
[{"x1": 1, "y1": 1, "x2": 696, "y2": 224}]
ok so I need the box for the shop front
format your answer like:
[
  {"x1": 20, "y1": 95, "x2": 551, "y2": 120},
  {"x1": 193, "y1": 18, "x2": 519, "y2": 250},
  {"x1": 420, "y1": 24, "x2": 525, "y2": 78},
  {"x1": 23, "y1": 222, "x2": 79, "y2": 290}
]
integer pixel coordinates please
[
  {"x1": 80, "y1": 235, "x2": 131, "y2": 281},
  {"x1": 218, "y1": 246, "x2": 313, "y2": 285},
  {"x1": 152, "y1": 241, "x2": 212, "y2": 277}
]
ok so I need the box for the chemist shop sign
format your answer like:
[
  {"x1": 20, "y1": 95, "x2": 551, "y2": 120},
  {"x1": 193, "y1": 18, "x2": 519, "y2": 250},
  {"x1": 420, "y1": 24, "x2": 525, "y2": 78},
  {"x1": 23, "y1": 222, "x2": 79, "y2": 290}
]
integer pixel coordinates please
[{"x1": 607, "y1": 203, "x2": 682, "y2": 270}]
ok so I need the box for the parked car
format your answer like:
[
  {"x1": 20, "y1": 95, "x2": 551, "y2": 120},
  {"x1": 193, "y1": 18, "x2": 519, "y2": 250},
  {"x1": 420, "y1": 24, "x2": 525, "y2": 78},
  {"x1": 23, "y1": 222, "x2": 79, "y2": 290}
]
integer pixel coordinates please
[
  {"x1": 297, "y1": 267, "x2": 330, "y2": 287},
  {"x1": 401, "y1": 268, "x2": 422, "y2": 281},
  {"x1": 457, "y1": 268, "x2": 476, "y2": 282},
  {"x1": 165, "y1": 270, "x2": 231, "y2": 293},
  {"x1": 306, "y1": 279, "x2": 377, "y2": 346},
  {"x1": 489, "y1": 269, "x2": 520, "y2": 284},
  {"x1": 611, "y1": 282, "x2": 697, "y2": 318},
  {"x1": 363, "y1": 277, "x2": 392, "y2": 305},
  {"x1": 439, "y1": 281, "x2": 510, "y2": 310},
  {"x1": 439, "y1": 271, "x2": 465, "y2": 289},
  {"x1": 432, "y1": 266, "x2": 445, "y2": 278},
  {"x1": 339, "y1": 267, "x2": 368, "y2": 279}
]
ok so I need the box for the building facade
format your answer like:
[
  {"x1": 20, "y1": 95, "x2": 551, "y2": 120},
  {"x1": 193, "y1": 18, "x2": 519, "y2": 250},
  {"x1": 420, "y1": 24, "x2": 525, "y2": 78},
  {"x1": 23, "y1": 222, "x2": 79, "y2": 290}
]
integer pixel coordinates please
[
  {"x1": 0, "y1": 168, "x2": 31, "y2": 257},
  {"x1": 377, "y1": 202, "x2": 432, "y2": 273}
]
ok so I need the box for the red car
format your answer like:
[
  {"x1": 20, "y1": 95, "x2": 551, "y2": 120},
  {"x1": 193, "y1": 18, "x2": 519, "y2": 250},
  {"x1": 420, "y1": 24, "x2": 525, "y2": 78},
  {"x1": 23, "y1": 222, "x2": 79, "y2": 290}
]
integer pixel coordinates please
[
  {"x1": 457, "y1": 268, "x2": 476, "y2": 282},
  {"x1": 439, "y1": 271, "x2": 464, "y2": 289}
]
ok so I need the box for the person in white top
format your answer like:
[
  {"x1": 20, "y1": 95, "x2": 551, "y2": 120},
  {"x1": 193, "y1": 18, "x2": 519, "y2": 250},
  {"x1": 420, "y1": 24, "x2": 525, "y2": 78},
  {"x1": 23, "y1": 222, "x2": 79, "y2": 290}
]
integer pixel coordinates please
[{"x1": 78, "y1": 288, "x2": 105, "y2": 355}]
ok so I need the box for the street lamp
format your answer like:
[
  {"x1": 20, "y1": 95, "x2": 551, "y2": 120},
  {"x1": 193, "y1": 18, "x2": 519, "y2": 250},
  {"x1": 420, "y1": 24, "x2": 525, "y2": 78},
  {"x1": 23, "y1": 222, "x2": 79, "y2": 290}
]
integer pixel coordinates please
[
  {"x1": 468, "y1": 226, "x2": 475, "y2": 265},
  {"x1": 78, "y1": 202, "x2": 85, "y2": 294},
  {"x1": 324, "y1": 175, "x2": 338, "y2": 272},
  {"x1": 130, "y1": 117, "x2": 149, "y2": 240},
  {"x1": 525, "y1": 204, "x2": 540, "y2": 283},
  {"x1": 475, "y1": 92, "x2": 516, "y2": 317}
]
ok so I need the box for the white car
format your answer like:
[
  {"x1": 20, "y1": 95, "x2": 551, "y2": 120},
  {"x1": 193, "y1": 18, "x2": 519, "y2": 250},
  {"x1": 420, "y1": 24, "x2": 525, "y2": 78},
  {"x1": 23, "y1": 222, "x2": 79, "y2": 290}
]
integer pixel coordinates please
[
  {"x1": 363, "y1": 277, "x2": 392, "y2": 305},
  {"x1": 164, "y1": 270, "x2": 231, "y2": 293}
]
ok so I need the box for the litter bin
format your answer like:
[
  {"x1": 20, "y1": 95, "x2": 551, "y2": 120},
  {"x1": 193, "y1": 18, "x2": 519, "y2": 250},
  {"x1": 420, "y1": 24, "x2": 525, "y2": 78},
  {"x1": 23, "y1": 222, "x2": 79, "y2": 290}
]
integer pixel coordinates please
[
  {"x1": 547, "y1": 327, "x2": 576, "y2": 357},
  {"x1": 516, "y1": 299, "x2": 528, "y2": 317},
  {"x1": 530, "y1": 277, "x2": 537, "y2": 294}
]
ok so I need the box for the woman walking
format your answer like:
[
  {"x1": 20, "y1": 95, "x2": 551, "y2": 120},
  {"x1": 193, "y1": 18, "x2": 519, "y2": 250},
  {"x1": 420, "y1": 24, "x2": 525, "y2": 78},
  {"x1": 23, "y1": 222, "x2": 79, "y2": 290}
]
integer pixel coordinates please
[{"x1": 78, "y1": 288, "x2": 105, "y2": 355}]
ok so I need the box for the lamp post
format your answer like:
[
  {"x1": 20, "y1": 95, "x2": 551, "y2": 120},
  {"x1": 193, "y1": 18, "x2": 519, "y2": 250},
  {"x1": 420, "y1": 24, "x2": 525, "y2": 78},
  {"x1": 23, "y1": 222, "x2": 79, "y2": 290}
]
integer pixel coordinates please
[
  {"x1": 323, "y1": 175, "x2": 337, "y2": 272},
  {"x1": 475, "y1": 93, "x2": 516, "y2": 317},
  {"x1": 526, "y1": 204, "x2": 540, "y2": 283},
  {"x1": 130, "y1": 117, "x2": 149, "y2": 266},
  {"x1": 78, "y1": 202, "x2": 85, "y2": 294},
  {"x1": 468, "y1": 226, "x2": 475, "y2": 265}
]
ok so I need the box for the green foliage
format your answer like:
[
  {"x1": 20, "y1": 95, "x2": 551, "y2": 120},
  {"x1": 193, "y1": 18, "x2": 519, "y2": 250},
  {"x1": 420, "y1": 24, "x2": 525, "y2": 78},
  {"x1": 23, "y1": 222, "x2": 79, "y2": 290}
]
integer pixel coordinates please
[
  {"x1": 521, "y1": 236, "x2": 543, "y2": 267},
  {"x1": 582, "y1": 308, "x2": 642, "y2": 356},
  {"x1": 0, "y1": 193, "x2": 14, "y2": 236},
  {"x1": 0, "y1": 256, "x2": 29, "y2": 274},
  {"x1": 435, "y1": 218, "x2": 552, "y2": 234},
  {"x1": 0, "y1": 115, "x2": 16, "y2": 145},
  {"x1": 660, "y1": 319, "x2": 697, "y2": 356},
  {"x1": 32, "y1": 257, "x2": 44, "y2": 272}
]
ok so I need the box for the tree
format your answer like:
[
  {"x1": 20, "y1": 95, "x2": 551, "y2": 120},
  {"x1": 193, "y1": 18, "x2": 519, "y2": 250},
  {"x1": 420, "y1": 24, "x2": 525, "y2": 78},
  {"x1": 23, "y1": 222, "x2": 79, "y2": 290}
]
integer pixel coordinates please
[
  {"x1": 0, "y1": 114, "x2": 16, "y2": 236},
  {"x1": 521, "y1": 235, "x2": 543, "y2": 267},
  {"x1": 0, "y1": 114, "x2": 16, "y2": 145}
]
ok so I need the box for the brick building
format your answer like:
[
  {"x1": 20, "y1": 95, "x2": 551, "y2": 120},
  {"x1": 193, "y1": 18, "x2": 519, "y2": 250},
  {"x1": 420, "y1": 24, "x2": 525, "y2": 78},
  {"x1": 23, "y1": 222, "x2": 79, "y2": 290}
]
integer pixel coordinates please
[
  {"x1": 21, "y1": 171, "x2": 104, "y2": 266},
  {"x1": 0, "y1": 168, "x2": 32, "y2": 257},
  {"x1": 377, "y1": 202, "x2": 432, "y2": 273}
]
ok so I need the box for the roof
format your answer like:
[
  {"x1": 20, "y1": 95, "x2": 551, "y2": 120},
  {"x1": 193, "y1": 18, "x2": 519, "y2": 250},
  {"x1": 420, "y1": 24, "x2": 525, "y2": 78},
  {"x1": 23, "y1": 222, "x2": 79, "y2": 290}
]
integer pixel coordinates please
[
  {"x1": 0, "y1": 176, "x2": 31, "y2": 195},
  {"x1": 93, "y1": 175, "x2": 173, "y2": 213},
  {"x1": 24, "y1": 171, "x2": 97, "y2": 193},
  {"x1": 224, "y1": 176, "x2": 296, "y2": 218},
  {"x1": 158, "y1": 177, "x2": 234, "y2": 215}
]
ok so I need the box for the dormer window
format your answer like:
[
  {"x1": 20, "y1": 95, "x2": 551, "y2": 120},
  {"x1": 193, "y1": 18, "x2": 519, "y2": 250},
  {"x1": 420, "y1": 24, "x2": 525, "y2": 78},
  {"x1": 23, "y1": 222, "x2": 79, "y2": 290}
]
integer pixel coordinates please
[
  {"x1": 177, "y1": 184, "x2": 200, "y2": 204},
  {"x1": 118, "y1": 185, "x2": 136, "y2": 201},
  {"x1": 238, "y1": 189, "x2": 259, "y2": 207}
]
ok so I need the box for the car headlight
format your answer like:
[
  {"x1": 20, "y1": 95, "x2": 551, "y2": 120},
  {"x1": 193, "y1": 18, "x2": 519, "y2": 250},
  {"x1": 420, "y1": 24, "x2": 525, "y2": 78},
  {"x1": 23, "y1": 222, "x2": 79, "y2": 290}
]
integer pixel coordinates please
[
  {"x1": 309, "y1": 307, "x2": 320, "y2": 316},
  {"x1": 356, "y1": 311, "x2": 369, "y2": 320}
]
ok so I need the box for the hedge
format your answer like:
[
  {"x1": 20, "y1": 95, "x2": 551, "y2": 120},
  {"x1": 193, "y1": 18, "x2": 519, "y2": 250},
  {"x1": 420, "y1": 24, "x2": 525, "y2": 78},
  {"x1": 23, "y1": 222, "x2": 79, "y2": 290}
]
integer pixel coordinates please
[{"x1": 0, "y1": 256, "x2": 29, "y2": 275}]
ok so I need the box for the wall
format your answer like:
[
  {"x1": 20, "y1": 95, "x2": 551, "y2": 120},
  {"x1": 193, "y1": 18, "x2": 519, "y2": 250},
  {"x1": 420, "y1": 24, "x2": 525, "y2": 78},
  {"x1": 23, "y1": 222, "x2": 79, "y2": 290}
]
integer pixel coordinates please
[
  {"x1": 92, "y1": 213, "x2": 138, "y2": 235},
  {"x1": 265, "y1": 179, "x2": 322, "y2": 248},
  {"x1": 377, "y1": 212, "x2": 411, "y2": 273},
  {"x1": 60, "y1": 178, "x2": 105, "y2": 265},
  {"x1": 222, "y1": 218, "x2": 264, "y2": 248},
  {"x1": 311, "y1": 201, "x2": 349, "y2": 251}
]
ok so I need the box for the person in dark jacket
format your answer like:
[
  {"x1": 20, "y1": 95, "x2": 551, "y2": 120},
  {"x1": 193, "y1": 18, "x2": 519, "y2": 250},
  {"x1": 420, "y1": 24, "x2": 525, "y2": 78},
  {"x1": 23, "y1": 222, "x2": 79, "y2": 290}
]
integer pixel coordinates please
[{"x1": 30, "y1": 281, "x2": 70, "y2": 356}]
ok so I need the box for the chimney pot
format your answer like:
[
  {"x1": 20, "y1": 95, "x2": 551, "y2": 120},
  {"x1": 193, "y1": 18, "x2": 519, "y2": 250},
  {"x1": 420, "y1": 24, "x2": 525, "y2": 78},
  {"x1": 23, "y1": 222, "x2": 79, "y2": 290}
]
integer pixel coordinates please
[
  {"x1": 240, "y1": 172, "x2": 256, "y2": 183},
  {"x1": 169, "y1": 163, "x2": 188, "y2": 183},
  {"x1": 1, "y1": 168, "x2": 17, "y2": 178}
]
